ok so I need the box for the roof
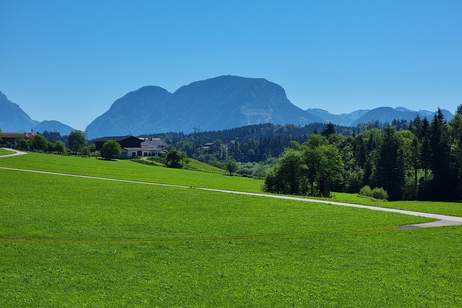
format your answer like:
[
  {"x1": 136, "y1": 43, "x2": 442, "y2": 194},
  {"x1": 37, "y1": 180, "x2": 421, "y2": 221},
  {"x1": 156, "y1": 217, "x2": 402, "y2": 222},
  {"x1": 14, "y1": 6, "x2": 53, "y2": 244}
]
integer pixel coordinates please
[
  {"x1": 92, "y1": 136, "x2": 143, "y2": 142},
  {"x1": 0, "y1": 132, "x2": 35, "y2": 138}
]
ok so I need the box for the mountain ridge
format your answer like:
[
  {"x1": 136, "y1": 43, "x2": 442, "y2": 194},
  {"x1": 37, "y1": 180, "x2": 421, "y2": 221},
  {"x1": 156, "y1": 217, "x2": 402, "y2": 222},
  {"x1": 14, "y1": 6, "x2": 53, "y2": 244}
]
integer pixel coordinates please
[
  {"x1": 1, "y1": 76, "x2": 455, "y2": 138},
  {"x1": 0, "y1": 91, "x2": 74, "y2": 135},
  {"x1": 86, "y1": 75, "x2": 323, "y2": 138}
]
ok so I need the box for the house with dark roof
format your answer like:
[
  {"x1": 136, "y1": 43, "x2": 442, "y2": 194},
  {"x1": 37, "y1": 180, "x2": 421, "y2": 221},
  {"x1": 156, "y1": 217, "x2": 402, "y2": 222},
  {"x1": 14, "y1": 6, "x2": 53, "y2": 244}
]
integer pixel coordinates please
[{"x1": 93, "y1": 136, "x2": 167, "y2": 158}]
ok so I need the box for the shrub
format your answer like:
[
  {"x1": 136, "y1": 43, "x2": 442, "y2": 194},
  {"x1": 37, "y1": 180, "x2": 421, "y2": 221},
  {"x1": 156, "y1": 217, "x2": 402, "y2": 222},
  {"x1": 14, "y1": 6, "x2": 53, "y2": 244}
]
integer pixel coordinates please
[
  {"x1": 165, "y1": 150, "x2": 185, "y2": 168},
  {"x1": 359, "y1": 185, "x2": 389, "y2": 200},
  {"x1": 224, "y1": 160, "x2": 238, "y2": 176},
  {"x1": 100, "y1": 140, "x2": 122, "y2": 160},
  {"x1": 31, "y1": 134, "x2": 49, "y2": 152},
  {"x1": 359, "y1": 185, "x2": 373, "y2": 197},
  {"x1": 372, "y1": 187, "x2": 389, "y2": 200},
  {"x1": 52, "y1": 141, "x2": 66, "y2": 153}
]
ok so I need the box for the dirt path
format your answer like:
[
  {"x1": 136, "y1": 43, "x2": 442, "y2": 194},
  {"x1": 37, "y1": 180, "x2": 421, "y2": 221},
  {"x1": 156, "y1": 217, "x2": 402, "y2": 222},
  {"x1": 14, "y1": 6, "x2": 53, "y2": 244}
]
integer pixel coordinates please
[{"x1": 1, "y1": 148, "x2": 461, "y2": 229}]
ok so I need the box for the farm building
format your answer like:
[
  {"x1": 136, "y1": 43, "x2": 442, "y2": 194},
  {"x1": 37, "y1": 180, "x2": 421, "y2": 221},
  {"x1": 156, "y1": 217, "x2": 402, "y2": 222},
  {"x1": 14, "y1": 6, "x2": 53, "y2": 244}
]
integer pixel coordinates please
[
  {"x1": 93, "y1": 136, "x2": 167, "y2": 158},
  {"x1": 0, "y1": 132, "x2": 36, "y2": 146}
]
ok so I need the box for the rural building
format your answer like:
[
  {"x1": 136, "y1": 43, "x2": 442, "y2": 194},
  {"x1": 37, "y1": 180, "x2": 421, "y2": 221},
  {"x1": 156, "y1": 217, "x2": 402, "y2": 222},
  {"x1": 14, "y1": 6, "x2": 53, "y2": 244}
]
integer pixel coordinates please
[
  {"x1": 0, "y1": 132, "x2": 36, "y2": 146},
  {"x1": 93, "y1": 136, "x2": 167, "y2": 158}
]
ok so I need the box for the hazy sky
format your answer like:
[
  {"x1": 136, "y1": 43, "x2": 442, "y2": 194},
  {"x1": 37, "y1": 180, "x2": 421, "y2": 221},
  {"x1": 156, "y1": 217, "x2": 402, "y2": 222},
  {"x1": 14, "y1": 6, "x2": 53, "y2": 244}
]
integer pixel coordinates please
[{"x1": 1, "y1": 0, "x2": 462, "y2": 129}]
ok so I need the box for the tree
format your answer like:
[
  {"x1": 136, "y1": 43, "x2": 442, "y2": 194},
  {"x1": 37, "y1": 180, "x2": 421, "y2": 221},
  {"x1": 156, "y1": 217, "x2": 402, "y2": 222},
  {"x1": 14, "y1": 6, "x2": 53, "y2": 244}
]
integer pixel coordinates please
[
  {"x1": 429, "y1": 110, "x2": 454, "y2": 199},
  {"x1": 100, "y1": 140, "x2": 122, "y2": 160},
  {"x1": 264, "y1": 134, "x2": 343, "y2": 197},
  {"x1": 52, "y1": 141, "x2": 66, "y2": 153},
  {"x1": 31, "y1": 134, "x2": 49, "y2": 152},
  {"x1": 68, "y1": 130, "x2": 86, "y2": 153},
  {"x1": 410, "y1": 136, "x2": 421, "y2": 197},
  {"x1": 165, "y1": 150, "x2": 185, "y2": 168},
  {"x1": 449, "y1": 110, "x2": 462, "y2": 199},
  {"x1": 312, "y1": 144, "x2": 344, "y2": 196},
  {"x1": 264, "y1": 149, "x2": 304, "y2": 194},
  {"x1": 420, "y1": 118, "x2": 432, "y2": 181},
  {"x1": 225, "y1": 160, "x2": 238, "y2": 176},
  {"x1": 375, "y1": 128, "x2": 405, "y2": 200},
  {"x1": 322, "y1": 123, "x2": 336, "y2": 137}
]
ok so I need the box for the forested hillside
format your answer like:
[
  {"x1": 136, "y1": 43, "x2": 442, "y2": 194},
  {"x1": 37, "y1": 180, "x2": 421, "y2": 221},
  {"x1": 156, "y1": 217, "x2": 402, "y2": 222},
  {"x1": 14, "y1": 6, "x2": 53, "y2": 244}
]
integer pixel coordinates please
[{"x1": 147, "y1": 123, "x2": 355, "y2": 163}]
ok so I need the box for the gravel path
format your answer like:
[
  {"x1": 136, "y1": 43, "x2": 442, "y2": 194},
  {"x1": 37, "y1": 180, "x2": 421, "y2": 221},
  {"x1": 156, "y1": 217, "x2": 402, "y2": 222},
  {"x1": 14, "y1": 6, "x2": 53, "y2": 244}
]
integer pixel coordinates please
[
  {"x1": 0, "y1": 148, "x2": 27, "y2": 158},
  {"x1": 1, "y1": 148, "x2": 461, "y2": 229}
]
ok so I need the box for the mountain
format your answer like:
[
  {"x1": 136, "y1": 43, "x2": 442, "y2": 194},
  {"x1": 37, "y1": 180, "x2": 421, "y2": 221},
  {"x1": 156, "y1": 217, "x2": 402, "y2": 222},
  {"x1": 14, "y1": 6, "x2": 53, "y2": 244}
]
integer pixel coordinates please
[
  {"x1": 0, "y1": 91, "x2": 74, "y2": 135},
  {"x1": 305, "y1": 108, "x2": 369, "y2": 126},
  {"x1": 86, "y1": 86, "x2": 172, "y2": 138},
  {"x1": 305, "y1": 107, "x2": 453, "y2": 126},
  {"x1": 34, "y1": 120, "x2": 74, "y2": 136},
  {"x1": 86, "y1": 75, "x2": 322, "y2": 138},
  {"x1": 352, "y1": 107, "x2": 453, "y2": 126},
  {"x1": 0, "y1": 91, "x2": 37, "y2": 132}
]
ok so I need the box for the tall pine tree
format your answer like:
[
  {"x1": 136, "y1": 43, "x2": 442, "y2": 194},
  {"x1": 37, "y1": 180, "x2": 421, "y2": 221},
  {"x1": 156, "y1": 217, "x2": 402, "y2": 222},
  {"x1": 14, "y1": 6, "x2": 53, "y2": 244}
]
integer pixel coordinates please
[{"x1": 376, "y1": 127, "x2": 405, "y2": 200}]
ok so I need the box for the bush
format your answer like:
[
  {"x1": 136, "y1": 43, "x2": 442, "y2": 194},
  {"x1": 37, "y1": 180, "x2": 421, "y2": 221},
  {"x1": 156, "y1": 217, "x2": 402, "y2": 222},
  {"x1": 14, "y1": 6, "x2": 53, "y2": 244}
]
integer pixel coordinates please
[
  {"x1": 52, "y1": 141, "x2": 66, "y2": 153},
  {"x1": 359, "y1": 185, "x2": 373, "y2": 197},
  {"x1": 371, "y1": 187, "x2": 389, "y2": 200},
  {"x1": 359, "y1": 185, "x2": 389, "y2": 200},
  {"x1": 31, "y1": 134, "x2": 49, "y2": 152},
  {"x1": 224, "y1": 160, "x2": 238, "y2": 176},
  {"x1": 100, "y1": 140, "x2": 122, "y2": 160},
  {"x1": 165, "y1": 150, "x2": 185, "y2": 168}
]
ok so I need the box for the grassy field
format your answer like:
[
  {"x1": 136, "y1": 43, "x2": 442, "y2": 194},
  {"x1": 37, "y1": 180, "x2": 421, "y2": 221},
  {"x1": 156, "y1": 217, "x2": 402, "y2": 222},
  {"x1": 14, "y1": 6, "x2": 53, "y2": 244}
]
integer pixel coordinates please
[
  {"x1": 1, "y1": 152, "x2": 462, "y2": 217},
  {"x1": 0, "y1": 148, "x2": 14, "y2": 156},
  {"x1": 2, "y1": 166, "x2": 462, "y2": 306},
  {"x1": 0, "y1": 153, "x2": 261, "y2": 192},
  {"x1": 184, "y1": 158, "x2": 225, "y2": 174},
  {"x1": 329, "y1": 192, "x2": 462, "y2": 217}
]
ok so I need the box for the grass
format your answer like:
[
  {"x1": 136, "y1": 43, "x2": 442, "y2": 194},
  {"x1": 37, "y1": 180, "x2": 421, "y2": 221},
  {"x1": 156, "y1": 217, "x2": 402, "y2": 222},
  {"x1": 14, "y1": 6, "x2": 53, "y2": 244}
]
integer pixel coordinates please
[
  {"x1": 1, "y1": 152, "x2": 461, "y2": 216},
  {"x1": 328, "y1": 192, "x2": 462, "y2": 217},
  {"x1": 0, "y1": 148, "x2": 14, "y2": 156},
  {"x1": 1, "y1": 168, "x2": 462, "y2": 306},
  {"x1": 0, "y1": 153, "x2": 262, "y2": 192},
  {"x1": 184, "y1": 158, "x2": 225, "y2": 174}
]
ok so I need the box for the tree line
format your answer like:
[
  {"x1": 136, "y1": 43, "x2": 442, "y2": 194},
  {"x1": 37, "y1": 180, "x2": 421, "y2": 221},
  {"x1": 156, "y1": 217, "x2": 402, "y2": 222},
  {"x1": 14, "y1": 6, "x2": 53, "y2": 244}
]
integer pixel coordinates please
[
  {"x1": 149, "y1": 123, "x2": 355, "y2": 163},
  {"x1": 0, "y1": 130, "x2": 92, "y2": 155},
  {"x1": 265, "y1": 107, "x2": 462, "y2": 201}
]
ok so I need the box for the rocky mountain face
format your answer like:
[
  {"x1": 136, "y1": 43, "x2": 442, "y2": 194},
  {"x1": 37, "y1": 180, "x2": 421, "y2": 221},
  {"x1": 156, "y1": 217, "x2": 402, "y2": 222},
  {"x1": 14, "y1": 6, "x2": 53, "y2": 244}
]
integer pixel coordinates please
[
  {"x1": 86, "y1": 76, "x2": 321, "y2": 138},
  {"x1": 0, "y1": 91, "x2": 74, "y2": 135}
]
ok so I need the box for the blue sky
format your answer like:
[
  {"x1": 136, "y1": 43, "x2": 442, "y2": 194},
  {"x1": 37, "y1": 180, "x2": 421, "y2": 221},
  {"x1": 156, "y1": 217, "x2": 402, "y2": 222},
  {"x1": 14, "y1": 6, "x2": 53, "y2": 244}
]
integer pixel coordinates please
[{"x1": 1, "y1": 0, "x2": 462, "y2": 129}]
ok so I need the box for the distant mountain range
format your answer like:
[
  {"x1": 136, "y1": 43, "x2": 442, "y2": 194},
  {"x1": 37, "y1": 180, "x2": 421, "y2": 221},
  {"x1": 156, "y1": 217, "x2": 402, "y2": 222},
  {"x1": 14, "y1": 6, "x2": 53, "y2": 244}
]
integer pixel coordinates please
[
  {"x1": 0, "y1": 75, "x2": 455, "y2": 138},
  {"x1": 306, "y1": 106, "x2": 453, "y2": 127},
  {"x1": 0, "y1": 91, "x2": 74, "y2": 135}
]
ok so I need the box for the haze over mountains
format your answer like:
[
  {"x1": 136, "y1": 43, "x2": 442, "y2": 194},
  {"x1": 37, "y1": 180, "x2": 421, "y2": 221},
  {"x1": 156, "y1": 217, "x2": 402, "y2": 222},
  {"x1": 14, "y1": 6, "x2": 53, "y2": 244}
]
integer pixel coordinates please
[{"x1": 1, "y1": 76, "x2": 454, "y2": 138}]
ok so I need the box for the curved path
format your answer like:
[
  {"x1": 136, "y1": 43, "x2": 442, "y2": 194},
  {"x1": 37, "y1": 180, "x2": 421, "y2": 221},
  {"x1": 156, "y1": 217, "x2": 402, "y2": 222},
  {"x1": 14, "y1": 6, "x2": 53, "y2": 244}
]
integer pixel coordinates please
[
  {"x1": 1, "y1": 148, "x2": 461, "y2": 229},
  {"x1": 0, "y1": 148, "x2": 27, "y2": 158}
]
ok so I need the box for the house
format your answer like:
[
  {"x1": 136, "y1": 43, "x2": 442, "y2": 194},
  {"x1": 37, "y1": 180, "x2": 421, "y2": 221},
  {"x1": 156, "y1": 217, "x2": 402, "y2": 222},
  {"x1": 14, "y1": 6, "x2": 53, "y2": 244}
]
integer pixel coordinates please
[
  {"x1": 0, "y1": 132, "x2": 36, "y2": 146},
  {"x1": 93, "y1": 136, "x2": 167, "y2": 158}
]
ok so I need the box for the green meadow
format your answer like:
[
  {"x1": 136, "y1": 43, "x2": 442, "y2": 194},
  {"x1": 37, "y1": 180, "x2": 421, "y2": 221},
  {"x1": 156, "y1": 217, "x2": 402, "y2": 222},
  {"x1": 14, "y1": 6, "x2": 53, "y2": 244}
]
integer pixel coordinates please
[
  {"x1": 1, "y1": 153, "x2": 462, "y2": 306},
  {"x1": 1, "y1": 152, "x2": 462, "y2": 216},
  {"x1": 0, "y1": 148, "x2": 14, "y2": 156}
]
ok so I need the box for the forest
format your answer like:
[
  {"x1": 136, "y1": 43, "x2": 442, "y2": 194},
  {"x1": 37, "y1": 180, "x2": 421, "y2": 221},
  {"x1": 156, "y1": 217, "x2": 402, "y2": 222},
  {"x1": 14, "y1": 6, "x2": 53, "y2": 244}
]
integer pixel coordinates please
[
  {"x1": 149, "y1": 123, "x2": 355, "y2": 162},
  {"x1": 265, "y1": 107, "x2": 462, "y2": 201}
]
